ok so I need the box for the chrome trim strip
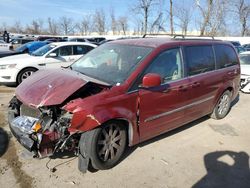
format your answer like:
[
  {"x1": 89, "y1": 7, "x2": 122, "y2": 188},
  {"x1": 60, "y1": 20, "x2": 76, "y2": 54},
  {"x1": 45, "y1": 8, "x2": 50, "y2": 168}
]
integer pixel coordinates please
[{"x1": 144, "y1": 96, "x2": 214, "y2": 122}]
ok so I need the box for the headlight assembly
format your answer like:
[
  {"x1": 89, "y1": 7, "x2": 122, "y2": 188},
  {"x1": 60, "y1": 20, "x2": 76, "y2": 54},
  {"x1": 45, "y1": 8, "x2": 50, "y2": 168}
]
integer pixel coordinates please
[{"x1": 0, "y1": 64, "x2": 17, "y2": 69}]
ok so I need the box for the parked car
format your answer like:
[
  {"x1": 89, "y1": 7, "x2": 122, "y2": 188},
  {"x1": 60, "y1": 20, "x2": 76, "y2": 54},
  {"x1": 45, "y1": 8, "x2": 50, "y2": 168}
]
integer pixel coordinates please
[
  {"x1": 0, "y1": 42, "x2": 96, "y2": 85},
  {"x1": 239, "y1": 51, "x2": 250, "y2": 93},
  {"x1": 67, "y1": 38, "x2": 98, "y2": 45},
  {"x1": 0, "y1": 40, "x2": 12, "y2": 51},
  {"x1": 242, "y1": 43, "x2": 250, "y2": 51},
  {"x1": 36, "y1": 36, "x2": 63, "y2": 41},
  {"x1": 235, "y1": 46, "x2": 247, "y2": 54},
  {"x1": 0, "y1": 41, "x2": 50, "y2": 58},
  {"x1": 229, "y1": 41, "x2": 241, "y2": 47},
  {"x1": 8, "y1": 38, "x2": 240, "y2": 173},
  {"x1": 228, "y1": 41, "x2": 246, "y2": 54},
  {"x1": 11, "y1": 38, "x2": 34, "y2": 49}
]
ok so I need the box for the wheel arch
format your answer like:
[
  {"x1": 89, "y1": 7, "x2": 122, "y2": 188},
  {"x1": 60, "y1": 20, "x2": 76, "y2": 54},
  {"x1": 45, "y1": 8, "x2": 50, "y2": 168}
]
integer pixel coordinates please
[
  {"x1": 16, "y1": 66, "x2": 38, "y2": 83},
  {"x1": 101, "y1": 118, "x2": 134, "y2": 147}
]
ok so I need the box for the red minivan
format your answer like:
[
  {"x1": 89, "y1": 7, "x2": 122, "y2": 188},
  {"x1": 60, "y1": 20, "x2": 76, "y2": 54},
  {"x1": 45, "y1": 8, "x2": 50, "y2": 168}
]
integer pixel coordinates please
[{"x1": 8, "y1": 37, "x2": 240, "y2": 172}]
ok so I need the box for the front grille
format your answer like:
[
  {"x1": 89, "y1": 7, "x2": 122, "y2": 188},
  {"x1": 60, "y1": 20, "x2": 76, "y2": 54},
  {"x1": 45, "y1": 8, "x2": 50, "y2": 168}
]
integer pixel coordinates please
[{"x1": 20, "y1": 104, "x2": 41, "y2": 118}]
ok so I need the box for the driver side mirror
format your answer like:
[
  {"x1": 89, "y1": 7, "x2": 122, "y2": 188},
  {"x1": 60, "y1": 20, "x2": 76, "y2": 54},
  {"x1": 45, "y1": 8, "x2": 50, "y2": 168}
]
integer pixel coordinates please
[
  {"x1": 47, "y1": 53, "x2": 57, "y2": 58},
  {"x1": 142, "y1": 73, "x2": 161, "y2": 88}
]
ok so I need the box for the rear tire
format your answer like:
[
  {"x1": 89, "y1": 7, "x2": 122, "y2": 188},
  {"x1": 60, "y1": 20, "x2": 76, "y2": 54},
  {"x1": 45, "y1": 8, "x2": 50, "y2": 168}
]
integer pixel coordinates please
[
  {"x1": 17, "y1": 68, "x2": 37, "y2": 85},
  {"x1": 210, "y1": 90, "x2": 232, "y2": 120},
  {"x1": 79, "y1": 121, "x2": 127, "y2": 171}
]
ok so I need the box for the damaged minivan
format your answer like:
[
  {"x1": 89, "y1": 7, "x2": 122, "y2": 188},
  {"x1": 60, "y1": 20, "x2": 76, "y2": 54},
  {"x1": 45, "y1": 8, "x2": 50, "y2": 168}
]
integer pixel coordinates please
[{"x1": 8, "y1": 37, "x2": 240, "y2": 172}]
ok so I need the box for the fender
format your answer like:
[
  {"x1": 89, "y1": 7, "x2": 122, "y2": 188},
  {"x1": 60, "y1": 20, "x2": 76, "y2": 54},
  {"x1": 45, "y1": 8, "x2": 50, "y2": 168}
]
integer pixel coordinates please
[{"x1": 63, "y1": 91, "x2": 140, "y2": 146}]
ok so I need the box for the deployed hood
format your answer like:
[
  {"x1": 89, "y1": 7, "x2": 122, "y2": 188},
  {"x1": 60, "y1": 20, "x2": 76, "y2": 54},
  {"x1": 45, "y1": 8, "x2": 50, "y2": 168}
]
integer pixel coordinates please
[
  {"x1": 241, "y1": 65, "x2": 250, "y2": 76},
  {"x1": 16, "y1": 69, "x2": 89, "y2": 107},
  {"x1": 0, "y1": 54, "x2": 39, "y2": 65}
]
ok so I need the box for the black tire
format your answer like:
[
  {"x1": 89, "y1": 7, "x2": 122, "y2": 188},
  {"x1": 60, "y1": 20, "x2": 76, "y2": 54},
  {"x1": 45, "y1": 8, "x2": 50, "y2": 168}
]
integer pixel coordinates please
[
  {"x1": 210, "y1": 90, "x2": 232, "y2": 120},
  {"x1": 79, "y1": 121, "x2": 127, "y2": 170},
  {"x1": 17, "y1": 68, "x2": 37, "y2": 85}
]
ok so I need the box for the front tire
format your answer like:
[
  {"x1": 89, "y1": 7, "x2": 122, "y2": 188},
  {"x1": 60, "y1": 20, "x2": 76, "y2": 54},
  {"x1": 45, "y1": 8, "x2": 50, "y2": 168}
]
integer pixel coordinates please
[
  {"x1": 79, "y1": 121, "x2": 127, "y2": 171},
  {"x1": 17, "y1": 68, "x2": 37, "y2": 85},
  {"x1": 211, "y1": 90, "x2": 232, "y2": 120}
]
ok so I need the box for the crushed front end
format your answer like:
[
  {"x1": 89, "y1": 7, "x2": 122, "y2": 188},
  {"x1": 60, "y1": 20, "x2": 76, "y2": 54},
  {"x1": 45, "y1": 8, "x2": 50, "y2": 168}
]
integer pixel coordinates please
[{"x1": 8, "y1": 97, "x2": 79, "y2": 158}]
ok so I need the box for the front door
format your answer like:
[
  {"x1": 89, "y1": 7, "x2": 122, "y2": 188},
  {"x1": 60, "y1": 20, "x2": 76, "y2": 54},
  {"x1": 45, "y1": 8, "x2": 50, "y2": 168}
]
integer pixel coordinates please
[
  {"x1": 137, "y1": 48, "x2": 190, "y2": 142},
  {"x1": 45, "y1": 45, "x2": 74, "y2": 68}
]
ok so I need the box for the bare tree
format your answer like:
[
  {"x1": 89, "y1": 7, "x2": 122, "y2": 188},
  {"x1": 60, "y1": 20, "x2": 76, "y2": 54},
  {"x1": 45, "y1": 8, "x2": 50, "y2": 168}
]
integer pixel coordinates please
[
  {"x1": 59, "y1": 16, "x2": 75, "y2": 35},
  {"x1": 25, "y1": 19, "x2": 44, "y2": 34},
  {"x1": 47, "y1": 17, "x2": 59, "y2": 35},
  {"x1": 110, "y1": 8, "x2": 118, "y2": 35},
  {"x1": 132, "y1": 18, "x2": 144, "y2": 35},
  {"x1": 233, "y1": 0, "x2": 250, "y2": 36},
  {"x1": 175, "y1": 6, "x2": 192, "y2": 35},
  {"x1": 150, "y1": 12, "x2": 165, "y2": 33},
  {"x1": 132, "y1": 0, "x2": 158, "y2": 34},
  {"x1": 196, "y1": 0, "x2": 228, "y2": 36},
  {"x1": 207, "y1": 0, "x2": 227, "y2": 36},
  {"x1": 118, "y1": 16, "x2": 128, "y2": 35},
  {"x1": 76, "y1": 15, "x2": 93, "y2": 35},
  {"x1": 93, "y1": 9, "x2": 106, "y2": 35},
  {"x1": 196, "y1": 0, "x2": 214, "y2": 36},
  {"x1": 169, "y1": 0, "x2": 174, "y2": 34},
  {"x1": 9, "y1": 21, "x2": 23, "y2": 33}
]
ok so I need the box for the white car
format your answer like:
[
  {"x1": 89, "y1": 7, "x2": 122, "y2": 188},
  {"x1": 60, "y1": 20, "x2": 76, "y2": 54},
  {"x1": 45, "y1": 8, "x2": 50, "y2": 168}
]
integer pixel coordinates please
[
  {"x1": 239, "y1": 51, "x2": 250, "y2": 93},
  {"x1": 0, "y1": 42, "x2": 96, "y2": 85},
  {"x1": 0, "y1": 40, "x2": 12, "y2": 51}
]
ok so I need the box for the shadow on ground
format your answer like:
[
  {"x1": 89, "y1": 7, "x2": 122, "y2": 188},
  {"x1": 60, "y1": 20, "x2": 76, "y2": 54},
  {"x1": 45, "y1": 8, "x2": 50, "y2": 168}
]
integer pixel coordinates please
[
  {"x1": 0, "y1": 128, "x2": 9, "y2": 157},
  {"x1": 192, "y1": 150, "x2": 250, "y2": 188}
]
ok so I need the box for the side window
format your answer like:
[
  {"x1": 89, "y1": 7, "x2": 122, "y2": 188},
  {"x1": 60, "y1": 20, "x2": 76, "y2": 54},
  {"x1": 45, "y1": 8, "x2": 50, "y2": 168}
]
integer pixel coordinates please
[
  {"x1": 73, "y1": 45, "x2": 94, "y2": 55},
  {"x1": 185, "y1": 45, "x2": 215, "y2": 76},
  {"x1": 144, "y1": 48, "x2": 182, "y2": 83},
  {"x1": 58, "y1": 46, "x2": 73, "y2": 56},
  {"x1": 214, "y1": 44, "x2": 238, "y2": 68}
]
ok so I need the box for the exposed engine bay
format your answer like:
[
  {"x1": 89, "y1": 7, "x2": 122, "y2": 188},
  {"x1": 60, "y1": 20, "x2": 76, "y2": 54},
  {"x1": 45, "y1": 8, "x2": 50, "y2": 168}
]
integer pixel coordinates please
[{"x1": 8, "y1": 82, "x2": 107, "y2": 158}]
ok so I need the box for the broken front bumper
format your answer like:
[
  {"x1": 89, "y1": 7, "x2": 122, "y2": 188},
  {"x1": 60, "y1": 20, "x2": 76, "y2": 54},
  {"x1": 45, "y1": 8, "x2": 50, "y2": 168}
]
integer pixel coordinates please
[{"x1": 8, "y1": 110, "x2": 36, "y2": 151}]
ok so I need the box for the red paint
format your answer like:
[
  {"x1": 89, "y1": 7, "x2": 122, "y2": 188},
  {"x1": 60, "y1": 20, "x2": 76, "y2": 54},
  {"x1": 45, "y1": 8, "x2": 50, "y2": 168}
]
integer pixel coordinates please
[
  {"x1": 15, "y1": 38, "x2": 240, "y2": 147},
  {"x1": 16, "y1": 69, "x2": 87, "y2": 107},
  {"x1": 142, "y1": 73, "x2": 161, "y2": 87}
]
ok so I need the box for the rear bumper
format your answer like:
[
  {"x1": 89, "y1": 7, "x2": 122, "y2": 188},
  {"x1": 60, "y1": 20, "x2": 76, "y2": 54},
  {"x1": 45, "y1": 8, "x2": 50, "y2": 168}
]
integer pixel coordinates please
[{"x1": 8, "y1": 110, "x2": 35, "y2": 151}]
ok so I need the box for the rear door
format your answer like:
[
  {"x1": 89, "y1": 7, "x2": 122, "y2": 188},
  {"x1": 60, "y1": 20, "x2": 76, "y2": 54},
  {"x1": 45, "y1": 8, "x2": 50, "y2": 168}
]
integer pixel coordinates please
[
  {"x1": 137, "y1": 48, "x2": 190, "y2": 142},
  {"x1": 183, "y1": 45, "x2": 220, "y2": 120}
]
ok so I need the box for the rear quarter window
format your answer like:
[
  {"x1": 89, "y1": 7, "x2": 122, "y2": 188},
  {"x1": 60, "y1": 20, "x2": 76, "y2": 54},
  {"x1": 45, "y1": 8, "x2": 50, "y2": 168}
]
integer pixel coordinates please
[
  {"x1": 185, "y1": 45, "x2": 215, "y2": 76},
  {"x1": 214, "y1": 44, "x2": 238, "y2": 68}
]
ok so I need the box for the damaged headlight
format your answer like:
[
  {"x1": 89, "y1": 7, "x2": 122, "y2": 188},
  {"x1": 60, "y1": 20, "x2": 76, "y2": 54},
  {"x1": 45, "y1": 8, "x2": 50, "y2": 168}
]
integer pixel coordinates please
[{"x1": 11, "y1": 116, "x2": 39, "y2": 134}]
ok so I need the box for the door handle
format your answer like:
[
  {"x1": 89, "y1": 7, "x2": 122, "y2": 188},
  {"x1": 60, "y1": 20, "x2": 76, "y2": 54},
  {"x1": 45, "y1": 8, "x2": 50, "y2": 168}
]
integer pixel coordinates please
[
  {"x1": 178, "y1": 85, "x2": 188, "y2": 92},
  {"x1": 191, "y1": 82, "x2": 200, "y2": 88},
  {"x1": 227, "y1": 69, "x2": 237, "y2": 76},
  {"x1": 38, "y1": 63, "x2": 46, "y2": 66}
]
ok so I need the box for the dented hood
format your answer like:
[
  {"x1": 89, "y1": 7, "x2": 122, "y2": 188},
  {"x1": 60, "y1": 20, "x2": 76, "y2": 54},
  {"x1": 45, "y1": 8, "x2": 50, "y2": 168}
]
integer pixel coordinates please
[{"x1": 16, "y1": 69, "x2": 88, "y2": 107}]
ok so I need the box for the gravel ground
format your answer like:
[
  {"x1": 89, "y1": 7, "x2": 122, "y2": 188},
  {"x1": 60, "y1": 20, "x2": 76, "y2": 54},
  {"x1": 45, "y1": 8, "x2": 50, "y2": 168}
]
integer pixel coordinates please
[{"x1": 0, "y1": 85, "x2": 250, "y2": 188}]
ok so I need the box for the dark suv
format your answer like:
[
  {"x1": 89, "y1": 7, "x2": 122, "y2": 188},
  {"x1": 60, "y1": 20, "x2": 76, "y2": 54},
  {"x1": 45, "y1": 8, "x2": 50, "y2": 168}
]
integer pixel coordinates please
[{"x1": 8, "y1": 37, "x2": 240, "y2": 172}]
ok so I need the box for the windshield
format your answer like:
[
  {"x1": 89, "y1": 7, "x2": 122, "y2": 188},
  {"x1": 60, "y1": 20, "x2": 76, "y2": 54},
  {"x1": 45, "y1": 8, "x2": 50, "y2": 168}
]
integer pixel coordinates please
[
  {"x1": 31, "y1": 44, "x2": 56, "y2": 56},
  {"x1": 240, "y1": 55, "x2": 250, "y2": 65},
  {"x1": 71, "y1": 43, "x2": 152, "y2": 85}
]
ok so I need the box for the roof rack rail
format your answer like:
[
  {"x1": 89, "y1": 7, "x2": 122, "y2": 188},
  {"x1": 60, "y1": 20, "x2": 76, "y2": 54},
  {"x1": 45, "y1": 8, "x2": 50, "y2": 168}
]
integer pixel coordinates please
[{"x1": 142, "y1": 33, "x2": 215, "y2": 40}]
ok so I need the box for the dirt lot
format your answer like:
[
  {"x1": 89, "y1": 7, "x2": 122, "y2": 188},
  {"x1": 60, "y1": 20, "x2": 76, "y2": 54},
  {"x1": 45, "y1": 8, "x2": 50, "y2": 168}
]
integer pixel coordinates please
[{"x1": 0, "y1": 85, "x2": 250, "y2": 188}]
